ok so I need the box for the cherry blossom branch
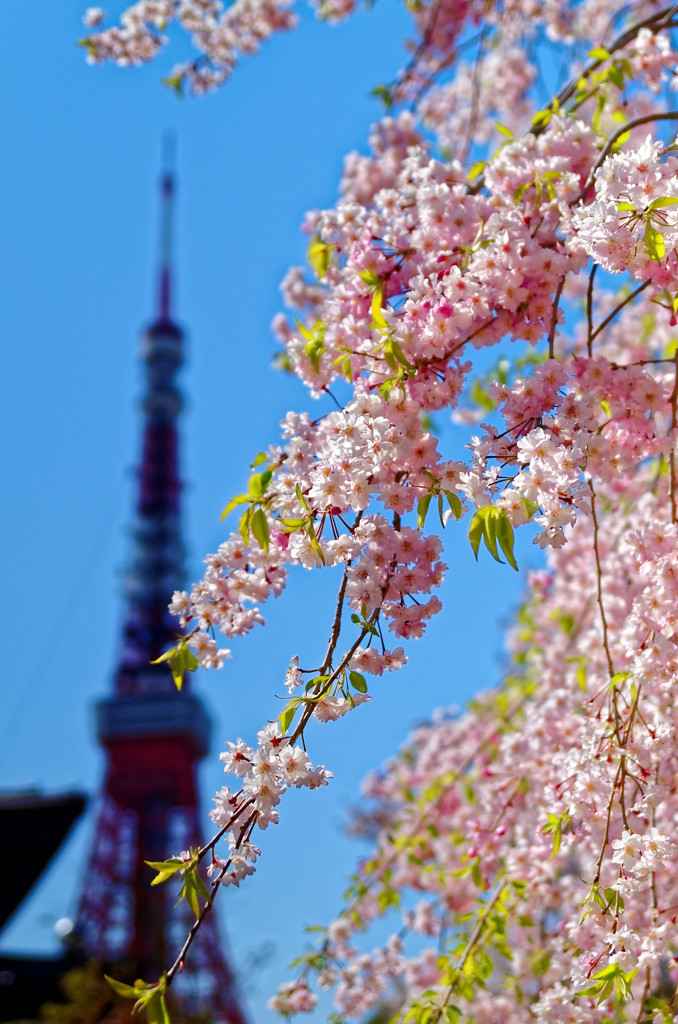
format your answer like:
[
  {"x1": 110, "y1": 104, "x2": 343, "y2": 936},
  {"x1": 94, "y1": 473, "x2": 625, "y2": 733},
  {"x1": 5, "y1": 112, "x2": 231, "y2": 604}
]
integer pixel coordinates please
[
  {"x1": 589, "y1": 280, "x2": 651, "y2": 347},
  {"x1": 670, "y1": 351, "x2": 678, "y2": 524},
  {"x1": 588, "y1": 477, "x2": 615, "y2": 679},
  {"x1": 586, "y1": 263, "x2": 598, "y2": 358},
  {"x1": 548, "y1": 276, "x2": 565, "y2": 358},
  {"x1": 553, "y1": 4, "x2": 678, "y2": 114},
  {"x1": 578, "y1": 111, "x2": 678, "y2": 202},
  {"x1": 166, "y1": 810, "x2": 257, "y2": 987}
]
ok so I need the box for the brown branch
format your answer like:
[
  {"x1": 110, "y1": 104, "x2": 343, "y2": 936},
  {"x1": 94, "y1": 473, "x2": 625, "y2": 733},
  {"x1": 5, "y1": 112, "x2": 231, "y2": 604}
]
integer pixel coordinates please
[
  {"x1": 577, "y1": 111, "x2": 678, "y2": 203},
  {"x1": 589, "y1": 280, "x2": 651, "y2": 346},
  {"x1": 586, "y1": 263, "x2": 597, "y2": 357},
  {"x1": 553, "y1": 5, "x2": 678, "y2": 116},
  {"x1": 548, "y1": 276, "x2": 565, "y2": 358},
  {"x1": 166, "y1": 810, "x2": 257, "y2": 987},
  {"x1": 670, "y1": 351, "x2": 678, "y2": 524},
  {"x1": 589, "y1": 478, "x2": 615, "y2": 679}
]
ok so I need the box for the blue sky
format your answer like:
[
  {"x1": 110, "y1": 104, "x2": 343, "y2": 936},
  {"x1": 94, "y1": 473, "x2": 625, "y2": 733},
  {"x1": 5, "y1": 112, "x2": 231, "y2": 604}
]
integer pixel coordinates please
[{"x1": 1, "y1": 3, "x2": 536, "y2": 1020}]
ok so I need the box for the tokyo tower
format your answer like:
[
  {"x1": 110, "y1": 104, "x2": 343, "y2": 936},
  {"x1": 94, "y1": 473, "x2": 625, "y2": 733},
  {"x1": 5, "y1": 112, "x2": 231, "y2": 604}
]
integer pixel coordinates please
[{"x1": 75, "y1": 156, "x2": 247, "y2": 1024}]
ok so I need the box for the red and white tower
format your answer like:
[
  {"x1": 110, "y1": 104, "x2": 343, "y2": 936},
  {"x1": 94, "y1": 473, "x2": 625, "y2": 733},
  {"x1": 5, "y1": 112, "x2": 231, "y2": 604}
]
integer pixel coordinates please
[{"x1": 76, "y1": 158, "x2": 247, "y2": 1024}]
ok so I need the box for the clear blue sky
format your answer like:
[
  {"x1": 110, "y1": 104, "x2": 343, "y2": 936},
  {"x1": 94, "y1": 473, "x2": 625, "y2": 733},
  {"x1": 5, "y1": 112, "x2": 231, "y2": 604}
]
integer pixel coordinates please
[{"x1": 1, "y1": 4, "x2": 536, "y2": 1020}]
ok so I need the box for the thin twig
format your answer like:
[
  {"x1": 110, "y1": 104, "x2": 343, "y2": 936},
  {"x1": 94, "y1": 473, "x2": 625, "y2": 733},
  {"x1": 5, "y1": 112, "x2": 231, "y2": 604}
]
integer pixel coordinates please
[
  {"x1": 586, "y1": 263, "x2": 597, "y2": 357},
  {"x1": 548, "y1": 276, "x2": 565, "y2": 358},
  {"x1": 589, "y1": 280, "x2": 651, "y2": 346},
  {"x1": 166, "y1": 810, "x2": 257, "y2": 986},
  {"x1": 589, "y1": 478, "x2": 615, "y2": 679},
  {"x1": 670, "y1": 350, "x2": 678, "y2": 524},
  {"x1": 577, "y1": 111, "x2": 678, "y2": 202}
]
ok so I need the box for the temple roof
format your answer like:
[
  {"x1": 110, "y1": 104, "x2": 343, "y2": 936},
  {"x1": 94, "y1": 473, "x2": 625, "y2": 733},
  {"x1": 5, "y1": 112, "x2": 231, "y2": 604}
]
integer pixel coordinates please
[{"x1": 0, "y1": 790, "x2": 87, "y2": 931}]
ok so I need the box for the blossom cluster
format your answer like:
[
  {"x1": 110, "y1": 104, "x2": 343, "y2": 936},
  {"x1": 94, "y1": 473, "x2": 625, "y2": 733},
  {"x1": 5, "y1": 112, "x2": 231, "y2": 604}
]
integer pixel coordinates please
[
  {"x1": 208, "y1": 722, "x2": 332, "y2": 885},
  {"x1": 88, "y1": 0, "x2": 678, "y2": 1020}
]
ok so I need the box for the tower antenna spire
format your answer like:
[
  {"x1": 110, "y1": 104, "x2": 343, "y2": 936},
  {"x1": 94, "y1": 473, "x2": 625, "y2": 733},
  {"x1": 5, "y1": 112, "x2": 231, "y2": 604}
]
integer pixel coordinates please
[{"x1": 158, "y1": 130, "x2": 177, "y2": 322}]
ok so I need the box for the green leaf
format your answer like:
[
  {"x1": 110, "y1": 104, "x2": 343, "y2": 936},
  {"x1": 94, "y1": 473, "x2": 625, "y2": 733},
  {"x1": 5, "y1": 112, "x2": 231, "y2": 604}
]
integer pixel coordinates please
[
  {"x1": 644, "y1": 219, "x2": 665, "y2": 262},
  {"x1": 371, "y1": 84, "x2": 393, "y2": 108},
  {"x1": 152, "y1": 643, "x2": 198, "y2": 691},
  {"x1": 469, "y1": 510, "x2": 485, "y2": 559},
  {"x1": 178, "y1": 868, "x2": 208, "y2": 920},
  {"x1": 250, "y1": 451, "x2": 268, "y2": 468},
  {"x1": 468, "y1": 160, "x2": 486, "y2": 179},
  {"x1": 390, "y1": 339, "x2": 415, "y2": 369},
  {"x1": 295, "y1": 317, "x2": 315, "y2": 342},
  {"x1": 588, "y1": 46, "x2": 610, "y2": 60},
  {"x1": 648, "y1": 196, "x2": 678, "y2": 210},
  {"x1": 495, "y1": 510, "x2": 518, "y2": 571},
  {"x1": 371, "y1": 287, "x2": 389, "y2": 331},
  {"x1": 106, "y1": 977, "x2": 171, "y2": 1024},
  {"x1": 251, "y1": 508, "x2": 270, "y2": 552},
  {"x1": 495, "y1": 122, "x2": 514, "y2": 138},
  {"x1": 150, "y1": 645, "x2": 179, "y2": 666},
  {"x1": 105, "y1": 976, "x2": 144, "y2": 1000},
  {"x1": 531, "y1": 109, "x2": 551, "y2": 129},
  {"x1": 359, "y1": 269, "x2": 382, "y2": 288},
  {"x1": 616, "y1": 201, "x2": 636, "y2": 212},
  {"x1": 417, "y1": 493, "x2": 432, "y2": 529},
  {"x1": 144, "y1": 990, "x2": 171, "y2": 1024},
  {"x1": 295, "y1": 484, "x2": 310, "y2": 512},
  {"x1": 248, "y1": 468, "x2": 272, "y2": 498},
  {"x1": 304, "y1": 519, "x2": 326, "y2": 564},
  {"x1": 238, "y1": 507, "x2": 252, "y2": 545},
  {"x1": 170, "y1": 647, "x2": 195, "y2": 691},
  {"x1": 220, "y1": 493, "x2": 249, "y2": 521},
  {"x1": 146, "y1": 857, "x2": 185, "y2": 886},
  {"x1": 607, "y1": 63, "x2": 624, "y2": 89},
  {"x1": 279, "y1": 703, "x2": 298, "y2": 735},
  {"x1": 349, "y1": 671, "x2": 367, "y2": 693},
  {"x1": 383, "y1": 339, "x2": 399, "y2": 371},
  {"x1": 304, "y1": 334, "x2": 325, "y2": 372},
  {"x1": 444, "y1": 491, "x2": 462, "y2": 520},
  {"x1": 480, "y1": 509, "x2": 500, "y2": 562},
  {"x1": 308, "y1": 237, "x2": 333, "y2": 280},
  {"x1": 162, "y1": 74, "x2": 184, "y2": 97},
  {"x1": 276, "y1": 517, "x2": 306, "y2": 533}
]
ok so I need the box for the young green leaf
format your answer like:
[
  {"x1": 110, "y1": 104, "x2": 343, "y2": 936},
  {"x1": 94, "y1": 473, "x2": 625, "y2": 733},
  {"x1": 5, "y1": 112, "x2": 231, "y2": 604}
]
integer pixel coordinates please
[
  {"x1": 251, "y1": 507, "x2": 270, "y2": 552},
  {"x1": 105, "y1": 976, "x2": 144, "y2": 1000},
  {"x1": 304, "y1": 519, "x2": 326, "y2": 564},
  {"x1": 295, "y1": 317, "x2": 315, "y2": 342},
  {"x1": 480, "y1": 508, "x2": 501, "y2": 562},
  {"x1": 238, "y1": 506, "x2": 252, "y2": 545},
  {"x1": 417, "y1": 493, "x2": 432, "y2": 529},
  {"x1": 444, "y1": 491, "x2": 462, "y2": 520},
  {"x1": 371, "y1": 288, "x2": 389, "y2": 331},
  {"x1": 468, "y1": 509, "x2": 485, "y2": 559},
  {"x1": 279, "y1": 702, "x2": 298, "y2": 735},
  {"x1": 143, "y1": 990, "x2": 171, "y2": 1024},
  {"x1": 308, "y1": 237, "x2": 333, "y2": 279},
  {"x1": 220, "y1": 493, "x2": 249, "y2": 522},
  {"x1": 349, "y1": 671, "x2": 368, "y2": 693},
  {"x1": 495, "y1": 510, "x2": 518, "y2": 571},
  {"x1": 150, "y1": 645, "x2": 179, "y2": 666},
  {"x1": 146, "y1": 857, "x2": 185, "y2": 886}
]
